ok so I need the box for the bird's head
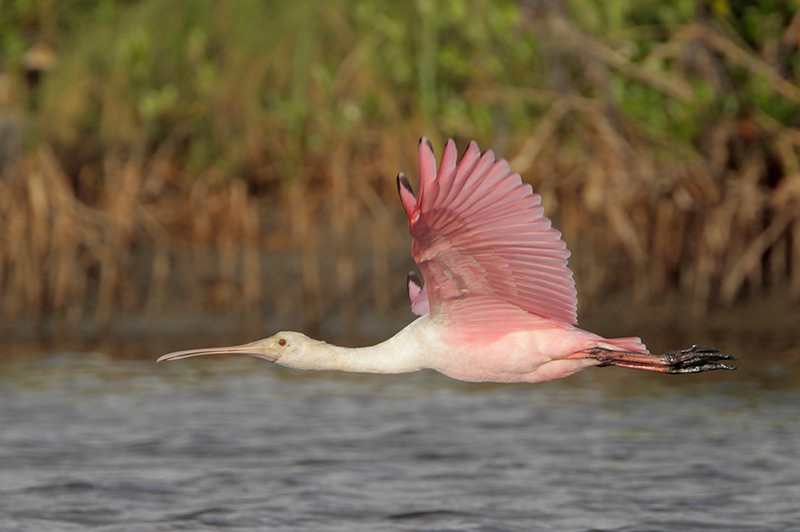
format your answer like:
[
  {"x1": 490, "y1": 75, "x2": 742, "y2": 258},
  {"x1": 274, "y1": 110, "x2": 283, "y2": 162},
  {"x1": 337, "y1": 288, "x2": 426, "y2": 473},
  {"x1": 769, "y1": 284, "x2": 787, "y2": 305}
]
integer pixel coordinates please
[{"x1": 157, "y1": 331, "x2": 315, "y2": 368}]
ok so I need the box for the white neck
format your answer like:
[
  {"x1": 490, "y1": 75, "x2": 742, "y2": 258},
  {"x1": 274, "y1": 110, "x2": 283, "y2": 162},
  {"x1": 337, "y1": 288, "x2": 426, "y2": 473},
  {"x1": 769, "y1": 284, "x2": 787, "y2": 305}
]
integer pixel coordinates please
[{"x1": 280, "y1": 317, "x2": 432, "y2": 374}]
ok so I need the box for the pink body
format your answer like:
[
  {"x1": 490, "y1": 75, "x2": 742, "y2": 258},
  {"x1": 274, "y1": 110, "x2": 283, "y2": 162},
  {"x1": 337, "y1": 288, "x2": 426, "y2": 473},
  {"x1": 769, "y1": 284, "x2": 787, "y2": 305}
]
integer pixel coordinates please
[
  {"x1": 438, "y1": 328, "x2": 605, "y2": 383},
  {"x1": 385, "y1": 311, "x2": 646, "y2": 383}
]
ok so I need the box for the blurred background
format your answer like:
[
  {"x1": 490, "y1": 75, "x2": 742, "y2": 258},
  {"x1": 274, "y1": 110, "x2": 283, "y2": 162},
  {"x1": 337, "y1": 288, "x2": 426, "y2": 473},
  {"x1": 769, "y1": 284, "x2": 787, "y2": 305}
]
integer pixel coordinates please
[
  {"x1": 1, "y1": 0, "x2": 800, "y2": 348},
  {"x1": 2, "y1": 3, "x2": 800, "y2": 531}
]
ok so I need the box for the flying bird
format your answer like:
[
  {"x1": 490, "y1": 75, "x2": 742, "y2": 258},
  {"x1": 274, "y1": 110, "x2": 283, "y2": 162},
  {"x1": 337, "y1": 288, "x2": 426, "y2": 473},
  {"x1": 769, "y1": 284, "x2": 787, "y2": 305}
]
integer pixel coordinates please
[{"x1": 158, "y1": 138, "x2": 735, "y2": 382}]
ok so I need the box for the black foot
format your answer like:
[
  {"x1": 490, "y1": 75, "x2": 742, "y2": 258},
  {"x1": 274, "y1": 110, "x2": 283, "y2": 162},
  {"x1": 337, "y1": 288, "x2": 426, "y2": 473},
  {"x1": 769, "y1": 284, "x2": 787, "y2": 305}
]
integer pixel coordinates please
[
  {"x1": 660, "y1": 345, "x2": 737, "y2": 374},
  {"x1": 588, "y1": 345, "x2": 736, "y2": 374}
]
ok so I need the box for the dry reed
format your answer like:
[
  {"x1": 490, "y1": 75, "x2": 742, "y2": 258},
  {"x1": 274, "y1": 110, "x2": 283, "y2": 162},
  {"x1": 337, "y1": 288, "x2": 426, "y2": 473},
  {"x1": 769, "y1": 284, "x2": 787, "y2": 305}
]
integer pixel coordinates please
[{"x1": 1, "y1": 2, "x2": 799, "y2": 331}]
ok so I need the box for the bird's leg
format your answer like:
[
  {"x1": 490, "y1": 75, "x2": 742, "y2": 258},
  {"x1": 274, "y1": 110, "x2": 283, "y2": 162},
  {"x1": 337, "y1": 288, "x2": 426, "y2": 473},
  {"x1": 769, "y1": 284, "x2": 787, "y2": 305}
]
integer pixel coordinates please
[{"x1": 582, "y1": 345, "x2": 737, "y2": 374}]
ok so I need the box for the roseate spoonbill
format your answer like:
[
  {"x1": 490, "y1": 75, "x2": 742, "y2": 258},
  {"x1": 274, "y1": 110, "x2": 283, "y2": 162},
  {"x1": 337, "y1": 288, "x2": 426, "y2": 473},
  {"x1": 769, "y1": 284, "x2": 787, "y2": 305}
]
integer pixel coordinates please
[{"x1": 158, "y1": 138, "x2": 735, "y2": 382}]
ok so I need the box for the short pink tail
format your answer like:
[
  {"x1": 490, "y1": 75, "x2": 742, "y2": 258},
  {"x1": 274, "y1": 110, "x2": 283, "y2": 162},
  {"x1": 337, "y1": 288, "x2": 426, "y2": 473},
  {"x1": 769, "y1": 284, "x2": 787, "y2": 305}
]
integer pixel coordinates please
[{"x1": 604, "y1": 336, "x2": 648, "y2": 354}]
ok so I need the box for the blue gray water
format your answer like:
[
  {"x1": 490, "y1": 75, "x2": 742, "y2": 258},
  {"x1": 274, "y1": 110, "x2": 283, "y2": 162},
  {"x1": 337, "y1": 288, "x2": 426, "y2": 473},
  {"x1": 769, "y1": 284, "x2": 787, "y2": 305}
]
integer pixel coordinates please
[{"x1": 1, "y1": 335, "x2": 798, "y2": 531}]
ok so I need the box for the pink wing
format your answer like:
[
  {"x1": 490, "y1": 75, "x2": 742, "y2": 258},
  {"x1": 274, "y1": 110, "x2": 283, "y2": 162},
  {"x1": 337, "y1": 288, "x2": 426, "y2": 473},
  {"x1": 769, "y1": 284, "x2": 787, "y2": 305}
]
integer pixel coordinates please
[{"x1": 398, "y1": 138, "x2": 578, "y2": 338}]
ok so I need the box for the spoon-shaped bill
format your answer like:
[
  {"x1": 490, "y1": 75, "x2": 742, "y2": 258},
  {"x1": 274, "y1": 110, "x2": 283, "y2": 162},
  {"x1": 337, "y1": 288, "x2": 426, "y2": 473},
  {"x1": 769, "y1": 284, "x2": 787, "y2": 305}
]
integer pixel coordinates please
[{"x1": 157, "y1": 340, "x2": 277, "y2": 363}]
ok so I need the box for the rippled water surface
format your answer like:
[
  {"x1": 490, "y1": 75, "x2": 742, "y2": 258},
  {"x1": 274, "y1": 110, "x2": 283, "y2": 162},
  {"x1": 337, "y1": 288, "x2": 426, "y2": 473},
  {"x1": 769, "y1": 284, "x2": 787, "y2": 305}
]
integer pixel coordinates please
[{"x1": 1, "y1": 334, "x2": 799, "y2": 531}]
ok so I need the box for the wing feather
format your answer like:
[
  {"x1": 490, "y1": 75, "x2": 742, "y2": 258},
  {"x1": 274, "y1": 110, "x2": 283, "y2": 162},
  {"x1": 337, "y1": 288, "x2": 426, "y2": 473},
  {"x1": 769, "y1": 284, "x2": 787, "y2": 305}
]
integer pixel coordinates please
[{"x1": 401, "y1": 138, "x2": 578, "y2": 334}]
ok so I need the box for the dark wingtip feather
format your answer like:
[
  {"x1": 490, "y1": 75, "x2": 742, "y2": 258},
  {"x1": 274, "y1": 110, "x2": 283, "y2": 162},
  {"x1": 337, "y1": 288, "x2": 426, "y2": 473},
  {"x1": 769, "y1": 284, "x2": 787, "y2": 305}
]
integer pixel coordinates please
[
  {"x1": 419, "y1": 136, "x2": 434, "y2": 153},
  {"x1": 397, "y1": 172, "x2": 414, "y2": 196}
]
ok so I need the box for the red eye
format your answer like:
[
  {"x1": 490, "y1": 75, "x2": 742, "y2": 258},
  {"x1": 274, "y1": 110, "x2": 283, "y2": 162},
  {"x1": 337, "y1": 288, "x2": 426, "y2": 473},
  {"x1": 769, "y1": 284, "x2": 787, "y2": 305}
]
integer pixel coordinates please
[{"x1": 277, "y1": 338, "x2": 287, "y2": 346}]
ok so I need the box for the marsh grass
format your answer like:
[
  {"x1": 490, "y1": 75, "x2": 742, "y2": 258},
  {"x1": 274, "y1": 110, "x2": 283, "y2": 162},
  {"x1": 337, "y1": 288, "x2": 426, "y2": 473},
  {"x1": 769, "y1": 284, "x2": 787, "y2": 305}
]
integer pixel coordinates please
[{"x1": 1, "y1": 0, "x2": 799, "y2": 329}]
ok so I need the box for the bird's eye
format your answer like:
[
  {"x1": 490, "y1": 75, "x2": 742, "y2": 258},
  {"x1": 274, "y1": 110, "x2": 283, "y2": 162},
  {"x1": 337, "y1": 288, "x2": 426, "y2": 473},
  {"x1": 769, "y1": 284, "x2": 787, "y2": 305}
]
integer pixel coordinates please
[{"x1": 277, "y1": 338, "x2": 287, "y2": 346}]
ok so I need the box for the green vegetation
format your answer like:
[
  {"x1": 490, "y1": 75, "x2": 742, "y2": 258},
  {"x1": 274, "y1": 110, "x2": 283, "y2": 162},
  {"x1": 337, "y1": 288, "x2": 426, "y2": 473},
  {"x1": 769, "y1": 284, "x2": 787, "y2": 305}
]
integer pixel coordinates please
[{"x1": 1, "y1": 0, "x2": 799, "y2": 329}]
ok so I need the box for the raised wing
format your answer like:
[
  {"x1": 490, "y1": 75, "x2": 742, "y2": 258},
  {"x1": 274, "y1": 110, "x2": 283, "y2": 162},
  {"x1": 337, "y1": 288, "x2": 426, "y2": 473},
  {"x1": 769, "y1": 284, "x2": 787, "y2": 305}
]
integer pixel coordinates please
[{"x1": 398, "y1": 138, "x2": 577, "y2": 329}]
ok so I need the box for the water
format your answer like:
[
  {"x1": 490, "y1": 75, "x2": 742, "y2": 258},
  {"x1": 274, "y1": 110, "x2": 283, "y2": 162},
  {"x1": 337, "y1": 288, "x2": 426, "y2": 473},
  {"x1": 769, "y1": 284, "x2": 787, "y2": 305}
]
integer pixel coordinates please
[{"x1": 1, "y1": 336, "x2": 799, "y2": 531}]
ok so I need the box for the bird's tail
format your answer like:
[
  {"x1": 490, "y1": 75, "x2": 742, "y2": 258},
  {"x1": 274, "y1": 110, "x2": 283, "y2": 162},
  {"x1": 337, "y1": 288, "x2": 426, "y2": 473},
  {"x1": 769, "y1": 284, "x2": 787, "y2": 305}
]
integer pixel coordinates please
[
  {"x1": 601, "y1": 336, "x2": 648, "y2": 354},
  {"x1": 582, "y1": 345, "x2": 737, "y2": 374}
]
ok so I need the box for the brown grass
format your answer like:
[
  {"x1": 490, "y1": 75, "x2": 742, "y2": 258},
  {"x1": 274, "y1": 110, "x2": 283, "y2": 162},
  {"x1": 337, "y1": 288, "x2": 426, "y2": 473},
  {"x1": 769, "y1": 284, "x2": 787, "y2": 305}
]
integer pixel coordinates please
[
  {"x1": 2, "y1": 7, "x2": 800, "y2": 331},
  {"x1": 3, "y1": 107, "x2": 800, "y2": 331},
  {"x1": 0, "y1": 132, "x2": 414, "y2": 330}
]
